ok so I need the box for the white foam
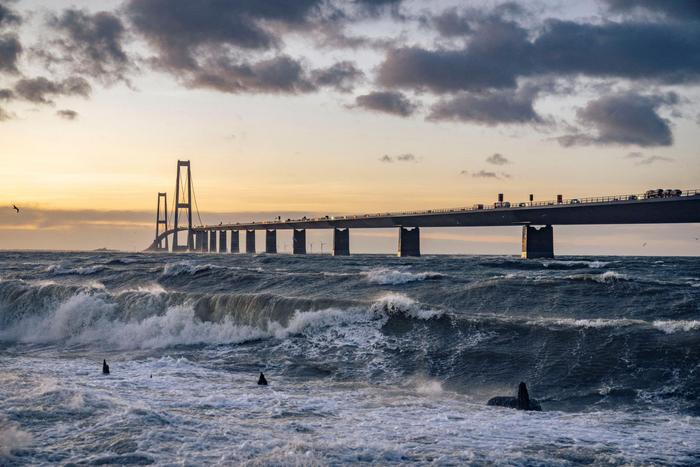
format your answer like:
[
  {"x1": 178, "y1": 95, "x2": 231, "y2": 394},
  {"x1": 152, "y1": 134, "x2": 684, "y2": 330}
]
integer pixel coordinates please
[
  {"x1": 0, "y1": 421, "x2": 32, "y2": 456},
  {"x1": 371, "y1": 293, "x2": 444, "y2": 319},
  {"x1": 652, "y1": 320, "x2": 700, "y2": 334},
  {"x1": 543, "y1": 260, "x2": 610, "y2": 268},
  {"x1": 363, "y1": 268, "x2": 444, "y2": 285}
]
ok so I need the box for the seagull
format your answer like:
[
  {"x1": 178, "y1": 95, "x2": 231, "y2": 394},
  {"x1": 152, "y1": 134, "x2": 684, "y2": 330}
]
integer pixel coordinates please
[
  {"x1": 642, "y1": 242, "x2": 647, "y2": 247},
  {"x1": 12, "y1": 204, "x2": 19, "y2": 213}
]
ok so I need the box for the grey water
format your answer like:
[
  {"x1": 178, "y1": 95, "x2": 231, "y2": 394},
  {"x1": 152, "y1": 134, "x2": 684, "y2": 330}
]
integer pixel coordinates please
[{"x1": 0, "y1": 251, "x2": 699, "y2": 465}]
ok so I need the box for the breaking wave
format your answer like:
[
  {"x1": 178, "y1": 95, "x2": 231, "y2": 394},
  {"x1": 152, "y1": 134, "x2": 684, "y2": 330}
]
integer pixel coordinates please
[{"x1": 363, "y1": 268, "x2": 445, "y2": 285}]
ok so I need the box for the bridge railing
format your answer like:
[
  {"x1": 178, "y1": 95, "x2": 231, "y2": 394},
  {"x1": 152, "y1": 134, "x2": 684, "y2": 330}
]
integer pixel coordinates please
[{"x1": 199, "y1": 189, "x2": 700, "y2": 227}]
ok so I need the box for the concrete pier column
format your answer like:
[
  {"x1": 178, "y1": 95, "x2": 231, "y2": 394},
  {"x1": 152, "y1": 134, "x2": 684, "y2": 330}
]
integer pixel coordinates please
[
  {"x1": 219, "y1": 231, "x2": 227, "y2": 253},
  {"x1": 194, "y1": 232, "x2": 203, "y2": 251},
  {"x1": 209, "y1": 231, "x2": 217, "y2": 253},
  {"x1": 230, "y1": 230, "x2": 239, "y2": 253},
  {"x1": 293, "y1": 229, "x2": 306, "y2": 254},
  {"x1": 246, "y1": 230, "x2": 256, "y2": 253},
  {"x1": 398, "y1": 227, "x2": 420, "y2": 257},
  {"x1": 521, "y1": 225, "x2": 554, "y2": 259},
  {"x1": 265, "y1": 229, "x2": 277, "y2": 254},
  {"x1": 333, "y1": 228, "x2": 350, "y2": 256}
]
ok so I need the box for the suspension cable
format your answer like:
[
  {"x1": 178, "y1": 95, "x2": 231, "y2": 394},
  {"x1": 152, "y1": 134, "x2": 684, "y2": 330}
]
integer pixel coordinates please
[{"x1": 190, "y1": 173, "x2": 204, "y2": 227}]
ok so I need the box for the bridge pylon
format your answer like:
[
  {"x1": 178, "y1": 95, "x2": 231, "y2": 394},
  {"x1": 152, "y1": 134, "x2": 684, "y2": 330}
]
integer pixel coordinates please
[
  {"x1": 153, "y1": 192, "x2": 169, "y2": 251},
  {"x1": 173, "y1": 160, "x2": 194, "y2": 251}
]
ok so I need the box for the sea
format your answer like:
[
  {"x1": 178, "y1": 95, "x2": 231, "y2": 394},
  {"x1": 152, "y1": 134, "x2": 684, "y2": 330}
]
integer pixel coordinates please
[{"x1": 0, "y1": 251, "x2": 699, "y2": 465}]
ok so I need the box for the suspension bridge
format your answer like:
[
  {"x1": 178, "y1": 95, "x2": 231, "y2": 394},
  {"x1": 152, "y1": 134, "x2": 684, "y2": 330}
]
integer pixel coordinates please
[{"x1": 146, "y1": 160, "x2": 700, "y2": 258}]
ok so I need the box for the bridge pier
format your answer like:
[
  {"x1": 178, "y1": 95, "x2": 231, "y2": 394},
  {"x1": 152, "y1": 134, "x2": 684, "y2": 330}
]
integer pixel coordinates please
[
  {"x1": 202, "y1": 231, "x2": 208, "y2": 252},
  {"x1": 293, "y1": 229, "x2": 306, "y2": 254},
  {"x1": 265, "y1": 230, "x2": 277, "y2": 254},
  {"x1": 398, "y1": 227, "x2": 420, "y2": 257},
  {"x1": 333, "y1": 228, "x2": 350, "y2": 256},
  {"x1": 246, "y1": 230, "x2": 256, "y2": 253},
  {"x1": 219, "y1": 231, "x2": 227, "y2": 253},
  {"x1": 209, "y1": 231, "x2": 217, "y2": 253},
  {"x1": 194, "y1": 231, "x2": 203, "y2": 252},
  {"x1": 230, "y1": 230, "x2": 239, "y2": 253},
  {"x1": 521, "y1": 225, "x2": 554, "y2": 259}
]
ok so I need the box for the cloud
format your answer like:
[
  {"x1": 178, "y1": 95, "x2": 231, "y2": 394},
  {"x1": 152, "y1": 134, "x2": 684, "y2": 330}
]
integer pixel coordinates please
[
  {"x1": 461, "y1": 169, "x2": 511, "y2": 179},
  {"x1": 14, "y1": 76, "x2": 91, "y2": 104},
  {"x1": 430, "y1": 8, "x2": 472, "y2": 37},
  {"x1": 486, "y1": 153, "x2": 510, "y2": 165},
  {"x1": 0, "y1": 2, "x2": 21, "y2": 29},
  {"x1": 428, "y1": 86, "x2": 542, "y2": 125},
  {"x1": 379, "y1": 153, "x2": 417, "y2": 163},
  {"x1": 125, "y1": 0, "x2": 324, "y2": 89},
  {"x1": 602, "y1": 0, "x2": 700, "y2": 20},
  {"x1": 378, "y1": 19, "x2": 530, "y2": 93},
  {"x1": 0, "y1": 104, "x2": 11, "y2": 121},
  {"x1": 310, "y1": 61, "x2": 364, "y2": 92},
  {"x1": 472, "y1": 170, "x2": 499, "y2": 178},
  {"x1": 355, "y1": 90, "x2": 417, "y2": 117},
  {"x1": 557, "y1": 92, "x2": 678, "y2": 147},
  {"x1": 625, "y1": 152, "x2": 674, "y2": 165},
  {"x1": 378, "y1": 18, "x2": 700, "y2": 94},
  {"x1": 42, "y1": 8, "x2": 133, "y2": 85},
  {"x1": 0, "y1": 88, "x2": 12, "y2": 100},
  {"x1": 56, "y1": 109, "x2": 78, "y2": 120},
  {"x1": 0, "y1": 33, "x2": 21, "y2": 74},
  {"x1": 635, "y1": 155, "x2": 674, "y2": 165}
]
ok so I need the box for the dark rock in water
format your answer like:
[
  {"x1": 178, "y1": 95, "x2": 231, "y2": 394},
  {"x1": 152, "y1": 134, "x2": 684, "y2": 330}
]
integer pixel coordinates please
[
  {"x1": 487, "y1": 382, "x2": 542, "y2": 411},
  {"x1": 102, "y1": 359, "x2": 110, "y2": 375},
  {"x1": 257, "y1": 372, "x2": 268, "y2": 386}
]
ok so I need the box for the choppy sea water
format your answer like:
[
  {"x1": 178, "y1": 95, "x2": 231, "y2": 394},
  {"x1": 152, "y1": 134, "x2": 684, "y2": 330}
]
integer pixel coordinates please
[{"x1": 0, "y1": 251, "x2": 699, "y2": 465}]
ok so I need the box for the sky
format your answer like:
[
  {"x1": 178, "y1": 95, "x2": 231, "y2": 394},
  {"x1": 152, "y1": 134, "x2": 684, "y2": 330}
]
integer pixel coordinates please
[{"x1": 0, "y1": 0, "x2": 698, "y2": 254}]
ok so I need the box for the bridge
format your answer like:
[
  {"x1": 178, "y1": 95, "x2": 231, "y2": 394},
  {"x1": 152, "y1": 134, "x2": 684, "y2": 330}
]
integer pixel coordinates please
[{"x1": 147, "y1": 160, "x2": 700, "y2": 258}]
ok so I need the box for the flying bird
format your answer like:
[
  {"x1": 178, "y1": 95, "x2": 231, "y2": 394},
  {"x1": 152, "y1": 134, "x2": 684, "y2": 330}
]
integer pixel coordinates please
[
  {"x1": 12, "y1": 204, "x2": 19, "y2": 213},
  {"x1": 642, "y1": 242, "x2": 647, "y2": 247}
]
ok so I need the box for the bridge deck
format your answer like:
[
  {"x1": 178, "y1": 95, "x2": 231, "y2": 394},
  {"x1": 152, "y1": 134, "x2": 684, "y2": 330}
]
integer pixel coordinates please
[{"x1": 195, "y1": 191, "x2": 700, "y2": 232}]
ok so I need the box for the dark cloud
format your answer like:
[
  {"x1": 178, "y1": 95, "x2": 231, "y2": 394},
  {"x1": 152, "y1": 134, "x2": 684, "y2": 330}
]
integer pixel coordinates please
[
  {"x1": 603, "y1": 0, "x2": 700, "y2": 20},
  {"x1": 311, "y1": 61, "x2": 364, "y2": 92},
  {"x1": 428, "y1": 87, "x2": 542, "y2": 125},
  {"x1": 486, "y1": 153, "x2": 510, "y2": 165},
  {"x1": 125, "y1": 1, "x2": 375, "y2": 95},
  {"x1": 14, "y1": 76, "x2": 91, "y2": 104},
  {"x1": 56, "y1": 109, "x2": 78, "y2": 120},
  {"x1": 431, "y1": 8, "x2": 472, "y2": 37},
  {"x1": 428, "y1": 3, "x2": 524, "y2": 37},
  {"x1": 379, "y1": 153, "x2": 417, "y2": 163},
  {"x1": 0, "y1": 88, "x2": 12, "y2": 100},
  {"x1": 125, "y1": 0, "x2": 322, "y2": 70},
  {"x1": 184, "y1": 55, "x2": 319, "y2": 94},
  {"x1": 43, "y1": 8, "x2": 133, "y2": 84},
  {"x1": 0, "y1": 33, "x2": 21, "y2": 74},
  {"x1": 0, "y1": 1, "x2": 21, "y2": 29},
  {"x1": 557, "y1": 92, "x2": 678, "y2": 147},
  {"x1": 378, "y1": 19, "x2": 530, "y2": 93},
  {"x1": 355, "y1": 91, "x2": 417, "y2": 116},
  {"x1": 378, "y1": 18, "x2": 700, "y2": 93}
]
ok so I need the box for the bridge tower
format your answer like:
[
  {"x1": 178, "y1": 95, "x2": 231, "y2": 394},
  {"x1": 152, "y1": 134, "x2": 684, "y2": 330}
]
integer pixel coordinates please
[
  {"x1": 173, "y1": 160, "x2": 194, "y2": 251},
  {"x1": 154, "y1": 192, "x2": 169, "y2": 251}
]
